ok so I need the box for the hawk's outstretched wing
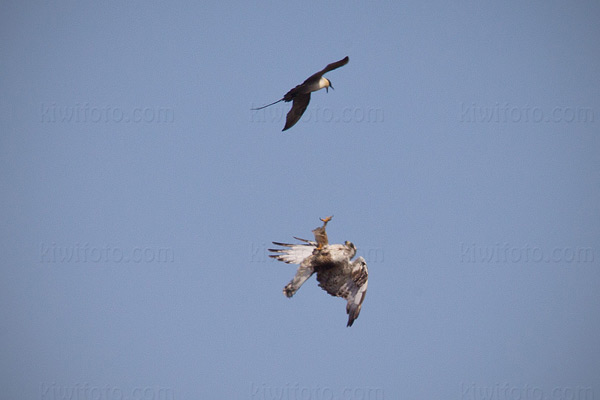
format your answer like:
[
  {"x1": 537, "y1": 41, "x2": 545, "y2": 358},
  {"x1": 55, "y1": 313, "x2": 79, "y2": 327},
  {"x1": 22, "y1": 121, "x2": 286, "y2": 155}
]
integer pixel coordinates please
[
  {"x1": 268, "y1": 238, "x2": 315, "y2": 264},
  {"x1": 341, "y1": 257, "x2": 369, "y2": 327},
  {"x1": 269, "y1": 238, "x2": 317, "y2": 297},
  {"x1": 316, "y1": 256, "x2": 368, "y2": 327}
]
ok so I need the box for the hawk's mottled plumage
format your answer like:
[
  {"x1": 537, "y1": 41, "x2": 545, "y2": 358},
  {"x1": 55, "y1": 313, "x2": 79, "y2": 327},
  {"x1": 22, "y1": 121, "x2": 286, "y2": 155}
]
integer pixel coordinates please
[{"x1": 269, "y1": 216, "x2": 369, "y2": 327}]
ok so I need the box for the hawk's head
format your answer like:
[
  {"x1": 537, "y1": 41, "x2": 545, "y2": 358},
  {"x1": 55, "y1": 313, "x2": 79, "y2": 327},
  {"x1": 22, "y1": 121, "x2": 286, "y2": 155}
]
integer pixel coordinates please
[{"x1": 344, "y1": 241, "x2": 357, "y2": 259}]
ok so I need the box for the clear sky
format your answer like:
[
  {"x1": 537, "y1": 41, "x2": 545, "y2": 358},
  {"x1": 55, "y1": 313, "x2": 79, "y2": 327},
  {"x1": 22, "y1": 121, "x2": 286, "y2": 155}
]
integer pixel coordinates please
[{"x1": 2, "y1": 1, "x2": 599, "y2": 399}]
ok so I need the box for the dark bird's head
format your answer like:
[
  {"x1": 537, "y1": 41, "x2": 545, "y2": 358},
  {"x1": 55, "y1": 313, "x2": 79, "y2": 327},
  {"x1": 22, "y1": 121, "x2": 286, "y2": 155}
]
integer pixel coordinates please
[{"x1": 320, "y1": 77, "x2": 334, "y2": 93}]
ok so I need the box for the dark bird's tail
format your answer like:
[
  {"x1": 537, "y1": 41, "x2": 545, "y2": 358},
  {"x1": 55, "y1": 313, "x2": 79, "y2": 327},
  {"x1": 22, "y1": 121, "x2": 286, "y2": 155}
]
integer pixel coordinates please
[{"x1": 251, "y1": 98, "x2": 284, "y2": 110}]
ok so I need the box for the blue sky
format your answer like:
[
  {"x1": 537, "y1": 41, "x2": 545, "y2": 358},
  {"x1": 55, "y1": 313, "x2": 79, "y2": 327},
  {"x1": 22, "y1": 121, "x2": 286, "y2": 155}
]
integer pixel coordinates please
[{"x1": 1, "y1": 1, "x2": 599, "y2": 399}]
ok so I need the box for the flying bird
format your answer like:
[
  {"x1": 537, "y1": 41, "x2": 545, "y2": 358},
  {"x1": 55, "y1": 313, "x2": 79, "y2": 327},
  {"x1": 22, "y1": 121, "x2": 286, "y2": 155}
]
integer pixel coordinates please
[
  {"x1": 252, "y1": 56, "x2": 349, "y2": 131},
  {"x1": 269, "y1": 216, "x2": 368, "y2": 327}
]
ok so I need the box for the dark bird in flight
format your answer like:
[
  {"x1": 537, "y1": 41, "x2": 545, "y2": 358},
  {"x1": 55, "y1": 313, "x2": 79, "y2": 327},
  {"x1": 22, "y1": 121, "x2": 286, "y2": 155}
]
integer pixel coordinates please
[
  {"x1": 269, "y1": 216, "x2": 369, "y2": 327},
  {"x1": 252, "y1": 56, "x2": 349, "y2": 131}
]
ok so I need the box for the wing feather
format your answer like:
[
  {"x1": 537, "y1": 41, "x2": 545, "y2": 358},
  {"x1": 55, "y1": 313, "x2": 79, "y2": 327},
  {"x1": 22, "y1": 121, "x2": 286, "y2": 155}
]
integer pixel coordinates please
[
  {"x1": 305, "y1": 56, "x2": 350, "y2": 82},
  {"x1": 283, "y1": 93, "x2": 310, "y2": 131},
  {"x1": 269, "y1": 240, "x2": 316, "y2": 264},
  {"x1": 293, "y1": 237, "x2": 316, "y2": 245},
  {"x1": 342, "y1": 257, "x2": 369, "y2": 327}
]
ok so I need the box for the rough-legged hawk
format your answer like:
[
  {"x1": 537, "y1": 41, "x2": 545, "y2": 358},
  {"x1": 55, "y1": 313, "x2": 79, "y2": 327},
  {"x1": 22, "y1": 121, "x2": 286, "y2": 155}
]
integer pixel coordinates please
[{"x1": 269, "y1": 216, "x2": 369, "y2": 327}]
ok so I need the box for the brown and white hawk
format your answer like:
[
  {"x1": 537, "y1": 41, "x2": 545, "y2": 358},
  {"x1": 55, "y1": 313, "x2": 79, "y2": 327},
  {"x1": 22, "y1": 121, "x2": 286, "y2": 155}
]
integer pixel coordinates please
[{"x1": 269, "y1": 216, "x2": 369, "y2": 327}]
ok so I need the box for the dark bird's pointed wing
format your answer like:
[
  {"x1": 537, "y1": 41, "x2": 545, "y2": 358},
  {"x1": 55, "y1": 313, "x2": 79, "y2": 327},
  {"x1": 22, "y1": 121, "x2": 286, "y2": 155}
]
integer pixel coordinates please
[
  {"x1": 283, "y1": 93, "x2": 310, "y2": 131},
  {"x1": 305, "y1": 56, "x2": 349, "y2": 82}
]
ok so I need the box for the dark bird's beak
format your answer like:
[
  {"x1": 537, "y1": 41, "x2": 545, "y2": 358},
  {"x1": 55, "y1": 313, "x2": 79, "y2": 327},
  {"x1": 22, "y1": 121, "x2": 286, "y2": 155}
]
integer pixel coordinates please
[{"x1": 326, "y1": 79, "x2": 334, "y2": 93}]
